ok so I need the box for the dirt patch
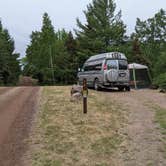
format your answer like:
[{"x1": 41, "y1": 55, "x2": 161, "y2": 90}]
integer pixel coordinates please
[
  {"x1": 107, "y1": 89, "x2": 166, "y2": 166},
  {"x1": 0, "y1": 87, "x2": 40, "y2": 166}
]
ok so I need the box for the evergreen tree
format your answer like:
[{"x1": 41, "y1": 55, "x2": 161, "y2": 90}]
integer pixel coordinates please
[
  {"x1": 134, "y1": 9, "x2": 166, "y2": 76},
  {"x1": 25, "y1": 13, "x2": 77, "y2": 84},
  {"x1": 135, "y1": 9, "x2": 166, "y2": 43},
  {"x1": 64, "y1": 31, "x2": 78, "y2": 83},
  {"x1": 134, "y1": 9, "x2": 166, "y2": 65},
  {"x1": 53, "y1": 29, "x2": 69, "y2": 84},
  {"x1": 25, "y1": 31, "x2": 42, "y2": 81},
  {"x1": 134, "y1": 9, "x2": 166, "y2": 87},
  {"x1": 130, "y1": 37, "x2": 150, "y2": 65},
  {"x1": 154, "y1": 52, "x2": 166, "y2": 77},
  {"x1": 26, "y1": 13, "x2": 56, "y2": 84},
  {"x1": 153, "y1": 52, "x2": 166, "y2": 89},
  {"x1": 0, "y1": 20, "x2": 20, "y2": 85},
  {"x1": 75, "y1": 0, "x2": 126, "y2": 66}
]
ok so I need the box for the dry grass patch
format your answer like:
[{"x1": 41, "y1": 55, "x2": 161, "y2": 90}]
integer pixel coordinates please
[{"x1": 31, "y1": 86, "x2": 126, "y2": 166}]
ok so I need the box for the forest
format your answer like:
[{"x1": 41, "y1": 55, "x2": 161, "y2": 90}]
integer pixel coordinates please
[{"x1": 0, "y1": 0, "x2": 166, "y2": 89}]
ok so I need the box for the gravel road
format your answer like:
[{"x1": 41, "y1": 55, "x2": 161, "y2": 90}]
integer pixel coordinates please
[{"x1": 0, "y1": 87, "x2": 40, "y2": 166}]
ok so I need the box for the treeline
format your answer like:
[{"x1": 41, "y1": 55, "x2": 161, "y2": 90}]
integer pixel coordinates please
[
  {"x1": 23, "y1": 13, "x2": 78, "y2": 85},
  {"x1": 0, "y1": 0, "x2": 166, "y2": 88}
]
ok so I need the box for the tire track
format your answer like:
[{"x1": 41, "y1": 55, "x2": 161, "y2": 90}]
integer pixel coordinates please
[{"x1": 0, "y1": 87, "x2": 40, "y2": 166}]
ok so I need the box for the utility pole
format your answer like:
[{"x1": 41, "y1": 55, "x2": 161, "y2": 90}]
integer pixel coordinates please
[{"x1": 49, "y1": 46, "x2": 55, "y2": 85}]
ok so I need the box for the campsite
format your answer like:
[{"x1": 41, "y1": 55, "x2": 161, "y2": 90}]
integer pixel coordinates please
[
  {"x1": 0, "y1": 0, "x2": 166, "y2": 166},
  {"x1": 0, "y1": 86, "x2": 165, "y2": 166}
]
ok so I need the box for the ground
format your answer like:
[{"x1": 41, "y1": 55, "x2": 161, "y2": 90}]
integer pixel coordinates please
[
  {"x1": 110, "y1": 89, "x2": 166, "y2": 166},
  {"x1": 0, "y1": 87, "x2": 40, "y2": 166},
  {"x1": 28, "y1": 87, "x2": 166, "y2": 166},
  {"x1": 0, "y1": 86, "x2": 165, "y2": 166}
]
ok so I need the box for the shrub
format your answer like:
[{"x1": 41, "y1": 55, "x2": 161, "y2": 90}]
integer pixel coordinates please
[{"x1": 153, "y1": 73, "x2": 166, "y2": 90}]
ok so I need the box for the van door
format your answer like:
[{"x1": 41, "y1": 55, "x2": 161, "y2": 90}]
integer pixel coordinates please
[
  {"x1": 118, "y1": 60, "x2": 129, "y2": 82},
  {"x1": 106, "y1": 60, "x2": 118, "y2": 82}
]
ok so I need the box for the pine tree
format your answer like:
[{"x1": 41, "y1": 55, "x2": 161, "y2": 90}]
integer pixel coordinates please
[
  {"x1": 75, "y1": 0, "x2": 126, "y2": 66},
  {"x1": 65, "y1": 31, "x2": 78, "y2": 83},
  {"x1": 25, "y1": 31, "x2": 41, "y2": 77},
  {"x1": 0, "y1": 20, "x2": 20, "y2": 85},
  {"x1": 134, "y1": 9, "x2": 166, "y2": 77},
  {"x1": 135, "y1": 9, "x2": 166, "y2": 43},
  {"x1": 131, "y1": 37, "x2": 150, "y2": 65},
  {"x1": 134, "y1": 9, "x2": 166, "y2": 64},
  {"x1": 26, "y1": 13, "x2": 56, "y2": 84}
]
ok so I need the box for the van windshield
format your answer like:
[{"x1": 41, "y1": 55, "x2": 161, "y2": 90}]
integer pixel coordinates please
[
  {"x1": 106, "y1": 60, "x2": 117, "y2": 70},
  {"x1": 118, "y1": 60, "x2": 128, "y2": 70}
]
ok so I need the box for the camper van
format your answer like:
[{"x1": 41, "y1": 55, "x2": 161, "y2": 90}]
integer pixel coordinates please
[{"x1": 77, "y1": 52, "x2": 130, "y2": 91}]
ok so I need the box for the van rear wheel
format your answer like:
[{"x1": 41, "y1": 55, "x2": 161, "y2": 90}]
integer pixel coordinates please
[
  {"x1": 125, "y1": 86, "x2": 130, "y2": 91},
  {"x1": 118, "y1": 87, "x2": 124, "y2": 91},
  {"x1": 94, "y1": 79, "x2": 100, "y2": 91}
]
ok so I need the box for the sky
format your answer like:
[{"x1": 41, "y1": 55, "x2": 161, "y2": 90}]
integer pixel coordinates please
[{"x1": 0, "y1": 0, "x2": 165, "y2": 57}]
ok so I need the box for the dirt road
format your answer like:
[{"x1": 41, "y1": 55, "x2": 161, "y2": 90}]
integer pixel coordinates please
[
  {"x1": 107, "y1": 89, "x2": 166, "y2": 166},
  {"x1": 0, "y1": 87, "x2": 40, "y2": 166}
]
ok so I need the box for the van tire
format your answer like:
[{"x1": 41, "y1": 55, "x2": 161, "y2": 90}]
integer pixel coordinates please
[
  {"x1": 125, "y1": 86, "x2": 130, "y2": 91},
  {"x1": 94, "y1": 79, "x2": 100, "y2": 91},
  {"x1": 118, "y1": 87, "x2": 124, "y2": 91}
]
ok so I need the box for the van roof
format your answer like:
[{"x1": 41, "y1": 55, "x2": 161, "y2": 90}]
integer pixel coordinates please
[{"x1": 87, "y1": 52, "x2": 127, "y2": 62}]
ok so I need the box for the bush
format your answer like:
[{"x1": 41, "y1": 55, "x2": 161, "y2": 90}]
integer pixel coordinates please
[
  {"x1": 153, "y1": 73, "x2": 166, "y2": 90},
  {"x1": 153, "y1": 53, "x2": 166, "y2": 77}
]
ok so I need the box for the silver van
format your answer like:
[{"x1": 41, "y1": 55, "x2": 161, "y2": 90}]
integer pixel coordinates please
[{"x1": 77, "y1": 52, "x2": 130, "y2": 91}]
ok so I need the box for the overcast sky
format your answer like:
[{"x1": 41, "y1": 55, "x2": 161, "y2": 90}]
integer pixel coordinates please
[{"x1": 0, "y1": 0, "x2": 165, "y2": 57}]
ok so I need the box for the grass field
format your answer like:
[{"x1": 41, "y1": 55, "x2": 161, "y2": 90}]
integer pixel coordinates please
[{"x1": 30, "y1": 86, "x2": 127, "y2": 166}]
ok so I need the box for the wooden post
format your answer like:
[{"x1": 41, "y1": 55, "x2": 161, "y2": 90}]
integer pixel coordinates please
[{"x1": 83, "y1": 79, "x2": 88, "y2": 114}]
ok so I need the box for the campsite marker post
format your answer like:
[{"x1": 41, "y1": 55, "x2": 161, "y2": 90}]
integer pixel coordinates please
[{"x1": 83, "y1": 79, "x2": 88, "y2": 114}]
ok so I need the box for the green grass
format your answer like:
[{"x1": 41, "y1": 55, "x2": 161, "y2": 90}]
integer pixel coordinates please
[
  {"x1": 30, "y1": 86, "x2": 126, "y2": 166},
  {"x1": 155, "y1": 107, "x2": 166, "y2": 131},
  {"x1": 91, "y1": 134, "x2": 122, "y2": 156}
]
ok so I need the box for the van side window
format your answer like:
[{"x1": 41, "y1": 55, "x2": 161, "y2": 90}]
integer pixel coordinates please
[
  {"x1": 106, "y1": 60, "x2": 117, "y2": 69},
  {"x1": 94, "y1": 63, "x2": 102, "y2": 70},
  {"x1": 84, "y1": 63, "x2": 102, "y2": 71},
  {"x1": 84, "y1": 65, "x2": 90, "y2": 71}
]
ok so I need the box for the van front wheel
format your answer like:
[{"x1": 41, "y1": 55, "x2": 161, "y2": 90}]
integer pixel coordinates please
[{"x1": 94, "y1": 79, "x2": 100, "y2": 91}]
